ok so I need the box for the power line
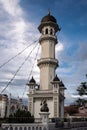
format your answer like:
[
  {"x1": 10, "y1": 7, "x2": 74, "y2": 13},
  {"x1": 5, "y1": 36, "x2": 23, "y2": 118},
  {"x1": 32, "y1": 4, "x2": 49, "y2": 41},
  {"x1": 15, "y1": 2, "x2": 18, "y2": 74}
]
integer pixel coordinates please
[
  {"x1": 22, "y1": 44, "x2": 40, "y2": 98},
  {"x1": 1, "y1": 42, "x2": 39, "y2": 94},
  {"x1": 0, "y1": 40, "x2": 38, "y2": 69}
]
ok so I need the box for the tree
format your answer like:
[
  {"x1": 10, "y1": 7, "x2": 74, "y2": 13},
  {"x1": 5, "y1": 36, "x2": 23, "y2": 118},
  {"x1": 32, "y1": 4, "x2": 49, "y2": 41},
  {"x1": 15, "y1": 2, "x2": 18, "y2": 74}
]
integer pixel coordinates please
[
  {"x1": 9, "y1": 109, "x2": 34, "y2": 123},
  {"x1": 77, "y1": 82, "x2": 87, "y2": 96},
  {"x1": 75, "y1": 75, "x2": 87, "y2": 106}
]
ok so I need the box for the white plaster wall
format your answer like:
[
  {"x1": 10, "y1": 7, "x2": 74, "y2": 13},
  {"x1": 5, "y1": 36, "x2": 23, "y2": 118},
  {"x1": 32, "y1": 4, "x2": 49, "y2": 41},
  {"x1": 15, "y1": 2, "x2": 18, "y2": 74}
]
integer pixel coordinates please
[
  {"x1": 34, "y1": 99, "x2": 41, "y2": 118},
  {"x1": 47, "y1": 99, "x2": 54, "y2": 118},
  {"x1": 40, "y1": 65, "x2": 55, "y2": 90},
  {"x1": 41, "y1": 40, "x2": 55, "y2": 59}
]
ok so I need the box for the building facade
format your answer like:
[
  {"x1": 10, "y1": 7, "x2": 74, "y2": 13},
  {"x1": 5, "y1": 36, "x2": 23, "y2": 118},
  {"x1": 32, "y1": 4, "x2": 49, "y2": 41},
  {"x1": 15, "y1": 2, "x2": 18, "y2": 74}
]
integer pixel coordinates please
[
  {"x1": 0, "y1": 94, "x2": 27, "y2": 118},
  {"x1": 27, "y1": 12, "x2": 66, "y2": 120}
]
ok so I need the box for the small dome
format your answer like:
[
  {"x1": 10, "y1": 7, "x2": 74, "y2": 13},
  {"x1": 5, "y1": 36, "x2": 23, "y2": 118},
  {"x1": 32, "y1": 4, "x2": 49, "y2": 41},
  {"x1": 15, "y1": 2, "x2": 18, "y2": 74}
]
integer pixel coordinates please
[
  {"x1": 41, "y1": 12, "x2": 57, "y2": 23},
  {"x1": 59, "y1": 81, "x2": 64, "y2": 87},
  {"x1": 53, "y1": 75, "x2": 60, "y2": 81},
  {"x1": 29, "y1": 76, "x2": 36, "y2": 84}
]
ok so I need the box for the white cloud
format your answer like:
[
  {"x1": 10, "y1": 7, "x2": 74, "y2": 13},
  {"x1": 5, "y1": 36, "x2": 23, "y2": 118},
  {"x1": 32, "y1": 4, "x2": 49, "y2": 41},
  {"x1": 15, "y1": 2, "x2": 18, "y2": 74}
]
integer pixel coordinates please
[
  {"x1": 56, "y1": 41, "x2": 64, "y2": 52},
  {"x1": 71, "y1": 94, "x2": 87, "y2": 99},
  {"x1": 0, "y1": 0, "x2": 23, "y2": 17},
  {"x1": 0, "y1": 0, "x2": 40, "y2": 97}
]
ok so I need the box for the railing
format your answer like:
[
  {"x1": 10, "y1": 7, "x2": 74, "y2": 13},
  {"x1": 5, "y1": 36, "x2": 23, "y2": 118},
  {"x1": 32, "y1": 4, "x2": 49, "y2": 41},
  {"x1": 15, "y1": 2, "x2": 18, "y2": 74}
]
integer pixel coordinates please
[
  {"x1": 2, "y1": 122, "x2": 87, "y2": 130},
  {"x1": 2, "y1": 123, "x2": 43, "y2": 130}
]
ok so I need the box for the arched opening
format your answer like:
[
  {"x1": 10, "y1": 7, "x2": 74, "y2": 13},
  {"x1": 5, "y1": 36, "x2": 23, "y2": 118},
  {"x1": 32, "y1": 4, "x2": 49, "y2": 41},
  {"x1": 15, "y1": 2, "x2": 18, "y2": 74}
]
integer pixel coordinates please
[
  {"x1": 50, "y1": 28, "x2": 53, "y2": 35},
  {"x1": 28, "y1": 127, "x2": 31, "y2": 130},
  {"x1": 15, "y1": 127, "x2": 18, "y2": 130},
  {"x1": 10, "y1": 127, "x2": 13, "y2": 130},
  {"x1": 24, "y1": 127, "x2": 27, "y2": 130},
  {"x1": 45, "y1": 28, "x2": 48, "y2": 34},
  {"x1": 19, "y1": 127, "x2": 22, "y2": 130}
]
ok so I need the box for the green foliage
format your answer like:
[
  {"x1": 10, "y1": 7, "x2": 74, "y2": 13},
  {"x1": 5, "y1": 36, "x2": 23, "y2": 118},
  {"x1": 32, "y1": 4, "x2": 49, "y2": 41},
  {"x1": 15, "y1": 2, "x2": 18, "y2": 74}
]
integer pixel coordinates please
[
  {"x1": 77, "y1": 82, "x2": 87, "y2": 96},
  {"x1": 13, "y1": 109, "x2": 31, "y2": 118},
  {"x1": 75, "y1": 98, "x2": 87, "y2": 106},
  {"x1": 75, "y1": 75, "x2": 87, "y2": 106},
  {"x1": 8, "y1": 109, "x2": 35, "y2": 123},
  {"x1": 0, "y1": 109, "x2": 35, "y2": 123}
]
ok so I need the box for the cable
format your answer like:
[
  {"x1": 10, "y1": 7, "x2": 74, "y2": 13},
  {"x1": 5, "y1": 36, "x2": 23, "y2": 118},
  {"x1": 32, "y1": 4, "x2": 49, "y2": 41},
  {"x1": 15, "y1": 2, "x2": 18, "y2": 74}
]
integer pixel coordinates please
[
  {"x1": 22, "y1": 44, "x2": 40, "y2": 98},
  {"x1": 0, "y1": 40, "x2": 38, "y2": 69},
  {"x1": 0, "y1": 42, "x2": 39, "y2": 94}
]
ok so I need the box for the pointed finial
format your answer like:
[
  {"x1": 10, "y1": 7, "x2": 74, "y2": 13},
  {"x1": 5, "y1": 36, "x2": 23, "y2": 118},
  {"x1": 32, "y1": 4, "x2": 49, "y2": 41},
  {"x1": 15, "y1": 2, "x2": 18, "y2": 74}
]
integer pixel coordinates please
[{"x1": 48, "y1": 9, "x2": 50, "y2": 15}]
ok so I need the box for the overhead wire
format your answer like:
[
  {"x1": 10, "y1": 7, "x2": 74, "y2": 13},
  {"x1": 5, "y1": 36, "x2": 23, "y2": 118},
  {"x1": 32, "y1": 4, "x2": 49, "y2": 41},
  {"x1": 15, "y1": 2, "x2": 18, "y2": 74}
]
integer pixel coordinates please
[
  {"x1": 22, "y1": 44, "x2": 40, "y2": 98},
  {"x1": 0, "y1": 40, "x2": 38, "y2": 69},
  {"x1": 0, "y1": 41, "x2": 39, "y2": 94}
]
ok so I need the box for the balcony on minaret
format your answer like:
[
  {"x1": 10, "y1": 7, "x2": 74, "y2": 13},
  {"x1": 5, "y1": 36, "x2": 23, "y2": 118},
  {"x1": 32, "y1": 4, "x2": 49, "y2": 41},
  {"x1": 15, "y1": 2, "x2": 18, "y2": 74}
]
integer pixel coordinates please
[
  {"x1": 39, "y1": 34, "x2": 57, "y2": 44},
  {"x1": 37, "y1": 58, "x2": 58, "y2": 68}
]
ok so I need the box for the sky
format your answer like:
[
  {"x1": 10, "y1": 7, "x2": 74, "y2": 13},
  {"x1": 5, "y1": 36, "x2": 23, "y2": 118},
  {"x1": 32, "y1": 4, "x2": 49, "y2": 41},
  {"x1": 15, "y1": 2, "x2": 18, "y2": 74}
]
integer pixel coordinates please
[{"x1": 0, "y1": 0, "x2": 87, "y2": 105}]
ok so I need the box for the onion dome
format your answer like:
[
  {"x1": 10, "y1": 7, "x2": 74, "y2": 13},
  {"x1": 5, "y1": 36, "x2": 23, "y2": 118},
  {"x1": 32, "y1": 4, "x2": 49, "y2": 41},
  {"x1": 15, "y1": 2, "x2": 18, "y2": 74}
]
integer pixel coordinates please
[
  {"x1": 29, "y1": 76, "x2": 36, "y2": 84},
  {"x1": 41, "y1": 11, "x2": 57, "y2": 23},
  {"x1": 53, "y1": 74, "x2": 60, "y2": 82},
  {"x1": 38, "y1": 11, "x2": 60, "y2": 32}
]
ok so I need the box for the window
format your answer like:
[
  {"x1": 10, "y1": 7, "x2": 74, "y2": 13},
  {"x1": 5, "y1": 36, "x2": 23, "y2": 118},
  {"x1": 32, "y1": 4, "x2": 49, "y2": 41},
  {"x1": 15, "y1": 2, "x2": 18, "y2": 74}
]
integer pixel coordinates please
[
  {"x1": 50, "y1": 29, "x2": 53, "y2": 35},
  {"x1": 24, "y1": 127, "x2": 27, "y2": 130},
  {"x1": 39, "y1": 127, "x2": 42, "y2": 130},
  {"x1": 10, "y1": 127, "x2": 13, "y2": 130},
  {"x1": 19, "y1": 127, "x2": 22, "y2": 130},
  {"x1": 36, "y1": 127, "x2": 38, "y2": 130},
  {"x1": 28, "y1": 127, "x2": 31, "y2": 130},
  {"x1": 45, "y1": 28, "x2": 48, "y2": 34},
  {"x1": 32, "y1": 127, "x2": 34, "y2": 130},
  {"x1": 15, "y1": 127, "x2": 18, "y2": 130}
]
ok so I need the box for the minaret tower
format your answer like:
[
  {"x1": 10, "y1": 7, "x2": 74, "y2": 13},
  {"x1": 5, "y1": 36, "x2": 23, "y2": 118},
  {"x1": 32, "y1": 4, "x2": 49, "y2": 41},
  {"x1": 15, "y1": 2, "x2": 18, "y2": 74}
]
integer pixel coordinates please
[
  {"x1": 27, "y1": 12, "x2": 66, "y2": 120},
  {"x1": 37, "y1": 11, "x2": 60, "y2": 90}
]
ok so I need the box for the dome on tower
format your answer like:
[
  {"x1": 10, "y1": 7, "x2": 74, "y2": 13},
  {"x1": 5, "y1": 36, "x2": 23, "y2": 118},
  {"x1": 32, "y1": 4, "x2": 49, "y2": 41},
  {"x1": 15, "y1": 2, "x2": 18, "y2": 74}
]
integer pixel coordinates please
[
  {"x1": 41, "y1": 11, "x2": 57, "y2": 23},
  {"x1": 29, "y1": 76, "x2": 36, "y2": 84},
  {"x1": 53, "y1": 75, "x2": 60, "y2": 82},
  {"x1": 38, "y1": 11, "x2": 60, "y2": 33}
]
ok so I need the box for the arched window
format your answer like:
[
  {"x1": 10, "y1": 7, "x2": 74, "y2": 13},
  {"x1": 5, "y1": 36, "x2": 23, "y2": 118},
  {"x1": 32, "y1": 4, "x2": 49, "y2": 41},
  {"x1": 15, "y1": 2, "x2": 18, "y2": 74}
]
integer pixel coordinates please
[
  {"x1": 24, "y1": 127, "x2": 27, "y2": 130},
  {"x1": 45, "y1": 28, "x2": 48, "y2": 34},
  {"x1": 5, "y1": 127, "x2": 8, "y2": 130},
  {"x1": 36, "y1": 127, "x2": 38, "y2": 130},
  {"x1": 10, "y1": 127, "x2": 13, "y2": 130},
  {"x1": 50, "y1": 28, "x2": 53, "y2": 35},
  {"x1": 19, "y1": 127, "x2": 22, "y2": 130},
  {"x1": 15, "y1": 127, "x2": 18, "y2": 130},
  {"x1": 32, "y1": 127, "x2": 34, "y2": 130},
  {"x1": 28, "y1": 127, "x2": 31, "y2": 130},
  {"x1": 39, "y1": 127, "x2": 42, "y2": 130}
]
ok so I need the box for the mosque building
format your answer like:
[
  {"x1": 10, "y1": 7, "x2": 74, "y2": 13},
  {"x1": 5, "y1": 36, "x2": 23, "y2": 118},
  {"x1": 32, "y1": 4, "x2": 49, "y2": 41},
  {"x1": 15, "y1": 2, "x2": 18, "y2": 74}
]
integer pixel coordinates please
[
  {"x1": 0, "y1": 94, "x2": 27, "y2": 118},
  {"x1": 27, "y1": 12, "x2": 66, "y2": 121}
]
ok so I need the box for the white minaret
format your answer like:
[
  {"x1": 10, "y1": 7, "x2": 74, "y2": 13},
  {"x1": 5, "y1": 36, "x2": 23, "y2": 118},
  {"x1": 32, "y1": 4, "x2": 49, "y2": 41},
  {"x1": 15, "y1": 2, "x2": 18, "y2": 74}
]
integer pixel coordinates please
[
  {"x1": 27, "y1": 12, "x2": 66, "y2": 121},
  {"x1": 37, "y1": 11, "x2": 60, "y2": 90}
]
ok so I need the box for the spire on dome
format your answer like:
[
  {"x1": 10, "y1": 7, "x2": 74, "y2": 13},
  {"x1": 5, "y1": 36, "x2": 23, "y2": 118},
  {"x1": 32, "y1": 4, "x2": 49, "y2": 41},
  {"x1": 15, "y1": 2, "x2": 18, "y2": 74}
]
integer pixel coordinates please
[{"x1": 48, "y1": 9, "x2": 50, "y2": 15}]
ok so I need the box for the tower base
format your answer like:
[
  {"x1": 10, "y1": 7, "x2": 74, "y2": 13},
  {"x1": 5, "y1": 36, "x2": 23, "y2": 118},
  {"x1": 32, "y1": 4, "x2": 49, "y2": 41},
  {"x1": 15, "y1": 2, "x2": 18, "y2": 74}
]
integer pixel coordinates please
[{"x1": 39, "y1": 112, "x2": 50, "y2": 130}]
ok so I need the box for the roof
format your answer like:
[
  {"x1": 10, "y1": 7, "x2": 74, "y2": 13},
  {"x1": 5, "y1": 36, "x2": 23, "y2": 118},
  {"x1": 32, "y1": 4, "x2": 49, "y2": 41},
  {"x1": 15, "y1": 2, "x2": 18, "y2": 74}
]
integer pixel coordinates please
[
  {"x1": 29, "y1": 76, "x2": 36, "y2": 84},
  {"x1": 59, "y1": 81, "x2": 64, "y2": 87},
  {"x1": 41, "y1": 11, "x2": 57, "y2": 23},
  {"x1": 38, "y1": 12, "x2": 60, "y2": 33},
  {"x1": 53, "y1": 75, "x2": 60, "y2": 82}
]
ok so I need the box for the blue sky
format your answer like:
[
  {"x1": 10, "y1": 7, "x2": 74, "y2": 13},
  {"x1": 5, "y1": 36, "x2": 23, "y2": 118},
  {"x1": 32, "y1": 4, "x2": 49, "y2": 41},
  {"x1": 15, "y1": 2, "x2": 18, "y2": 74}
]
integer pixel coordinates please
[{"x1": 0, "y1": 0, "x2": 87, "y2": 105}]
